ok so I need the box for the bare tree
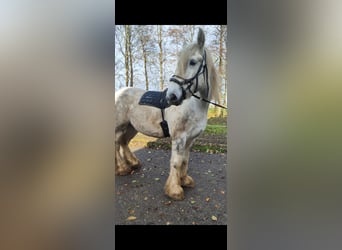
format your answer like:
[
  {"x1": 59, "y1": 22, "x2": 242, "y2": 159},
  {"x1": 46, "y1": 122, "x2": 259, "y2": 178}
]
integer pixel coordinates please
[
  {"x1": 218, "y1": 25, "x2": 227, "y2": 116},
  {"x1": 137, "y1": 26, "x2": 150, "y2": 90},
  {"x1": 181, "y1": 25, "x2": 196, "y2": 44},
  {"x1": 124, "y1": 25, "x2": 131, "y2": 86},
  {"x1": 167, "y1": 27, "x2": 184, "y2": 55},
  {"x1": 157, "y1": 25, "x2": 164, "y2": 90},
  {"x1": 114, "y1": 26, "x2": 127, "y2": 89},
  {"x1": 128, "y1": 26, "x2": 134, "y2": 87}
]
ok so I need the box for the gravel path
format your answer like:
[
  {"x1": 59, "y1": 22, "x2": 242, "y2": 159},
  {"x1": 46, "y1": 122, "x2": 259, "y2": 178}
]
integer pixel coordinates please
[{"x1": 115, "y1": 148, "x2": 227, "y2": 225}]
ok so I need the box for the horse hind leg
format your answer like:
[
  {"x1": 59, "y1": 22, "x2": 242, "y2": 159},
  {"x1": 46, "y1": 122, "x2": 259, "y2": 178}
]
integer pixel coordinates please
[
  {"x1": 115, "y1": 143, "x2": 132, "y2": 176},
  {"x1": 121, "y1": 124, "x2": 141, "y2": 169},
  {"x1": 115, "y1": 129, "x2": 132, "y2": 176}
]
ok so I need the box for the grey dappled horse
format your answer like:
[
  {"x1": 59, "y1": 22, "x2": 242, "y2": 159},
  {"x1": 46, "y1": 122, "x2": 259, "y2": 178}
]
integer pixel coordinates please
[{"x1": 115, "y1": 28, "x2": 220, "y2": 200}]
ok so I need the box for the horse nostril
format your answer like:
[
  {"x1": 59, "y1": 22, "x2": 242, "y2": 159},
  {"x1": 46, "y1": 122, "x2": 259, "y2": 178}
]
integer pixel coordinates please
[{"x1": 169, "y1": 94, "x2": 177, "y2": 102}]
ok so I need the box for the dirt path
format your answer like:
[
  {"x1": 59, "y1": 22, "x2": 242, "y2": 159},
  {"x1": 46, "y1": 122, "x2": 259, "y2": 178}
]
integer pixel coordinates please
[{"x1": 115, "y1": 148, "x2": 227, "y2": 225}]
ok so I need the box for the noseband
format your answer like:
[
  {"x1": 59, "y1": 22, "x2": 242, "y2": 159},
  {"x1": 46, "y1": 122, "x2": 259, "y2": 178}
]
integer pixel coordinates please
[{"x1": 169, "y1": 50, "x2": 209, "y2": 100}]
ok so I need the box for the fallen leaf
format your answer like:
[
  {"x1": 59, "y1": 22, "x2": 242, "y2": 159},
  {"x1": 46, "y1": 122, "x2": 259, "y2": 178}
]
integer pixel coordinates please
[
  {"x1": 154, "y1": 178, "x2": 160, "y2": 181},
  {"x1": 205, "y1": 197, "x2": 210, "y2": 202},
  {"x1": 211, "y1": 215, "x2": 218, "y2": 221},
  {"x1": 144, "y1": 197, "x2": 148, "y2": 201},
  {"x1": 220, "y1": 190, "x2": 225, "y2": 194},
  {"x1": 147, "y1": 158, "x2": 151, "y2": 162},
  {"x1": 132, "y1": 180, "x2": 137, "y2": 183},
  {"x1": 190, "y1": 200, "x2": 196, "y2": 204},
  {"x1": 127, "y1": 216, "x2": 137, "y2": 221}
]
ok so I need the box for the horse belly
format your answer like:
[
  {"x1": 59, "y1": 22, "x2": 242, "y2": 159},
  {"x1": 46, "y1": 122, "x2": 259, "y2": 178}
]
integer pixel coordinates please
[
  {"x1": 115, "y1": 87, "x2": 165, "y2": 138},
  {"x1": 129, "y1": 106, "x2": 165, "y2": 138}
]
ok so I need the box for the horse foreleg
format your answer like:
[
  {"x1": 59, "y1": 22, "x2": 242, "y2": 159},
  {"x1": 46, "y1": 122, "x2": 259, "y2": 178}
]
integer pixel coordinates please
[
  {"x1": 179, "y1": 149, "x2": 195, "y2": 188},
  {"x1": 164, "y1": 153, "x2": 184, "y2": 200},
  {"x1": 164, "y1": 138, "x2": 194, "y2": 200}
]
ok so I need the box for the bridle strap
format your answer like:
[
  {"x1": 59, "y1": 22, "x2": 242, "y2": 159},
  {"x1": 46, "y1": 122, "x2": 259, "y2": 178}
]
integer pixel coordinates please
[
  {"x1": 169, "y1": 55, "x2": 205, "y2": 95},
  {"x1": 169, "y1": 50, "x2": 227, "y2": 109}
]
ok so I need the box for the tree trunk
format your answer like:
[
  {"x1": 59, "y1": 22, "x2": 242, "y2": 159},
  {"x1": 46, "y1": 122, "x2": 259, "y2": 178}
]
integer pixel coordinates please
[
  {"x1": 158, "y1": 25, "x2": 164, "y2": 90},
  {"x1": 128, "y1": 26, "x2": 134, "y2": 87},
  {"x1": 124, "y1": 25, "x2": 130, "y2": 87},
  {"x1": 218, "y1": 25, "x2": 225, "y2": 117},
  {"x1": 141, "y1": 41, "x2": 149, "y2": 90}
]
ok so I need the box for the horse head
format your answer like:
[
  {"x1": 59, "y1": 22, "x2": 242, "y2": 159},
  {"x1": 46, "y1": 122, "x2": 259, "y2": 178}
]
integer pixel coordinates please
[{"x1": 166, "y1": 28, "x2": 220, "y2": 106}]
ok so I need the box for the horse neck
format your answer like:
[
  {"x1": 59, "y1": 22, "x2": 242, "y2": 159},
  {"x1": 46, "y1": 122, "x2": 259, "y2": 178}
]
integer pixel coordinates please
[
  {"x1": 196, "y1": 79, "x2": 211, "y2": 111},
  {"x1": 189, "y1": 86, "x2": 210, "y2": 114}
]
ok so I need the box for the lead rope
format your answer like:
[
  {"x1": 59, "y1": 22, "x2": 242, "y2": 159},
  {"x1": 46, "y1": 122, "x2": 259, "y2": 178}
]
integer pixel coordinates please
[{"x1": 190, "y1": 93, "x2": 227, "y2": 109}]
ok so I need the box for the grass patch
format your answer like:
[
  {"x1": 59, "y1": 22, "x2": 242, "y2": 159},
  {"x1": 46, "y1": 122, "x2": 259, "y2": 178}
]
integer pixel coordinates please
[
  {"x1": 207, "y1": 116, "x2": 227, "y2": 125},
  {"x1": 146, "y1": 140, "x2": 171, "y2": 150},
  {"x1": 146, "y1": 140, "x2": 226, "y2": 153},
  {"x1": 203, "y1": 124, "x2": 227, "y2": 136},
  {"x1": 191, "y1": 144, "x2": 226, "y2": 154}
]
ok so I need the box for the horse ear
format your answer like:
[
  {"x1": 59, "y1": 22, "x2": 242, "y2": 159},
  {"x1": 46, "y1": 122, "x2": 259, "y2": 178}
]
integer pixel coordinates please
[{"x1": 197, "y1": 28, "x2": 205, "y2": 49}]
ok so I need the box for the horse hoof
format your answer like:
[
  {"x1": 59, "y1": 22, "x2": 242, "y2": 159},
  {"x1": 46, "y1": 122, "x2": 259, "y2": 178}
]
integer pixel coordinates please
[
  {"x1": 130, "y1": 160, "x2": 141, "y2": 170},
  {"x1": 164, "y1": 185, "x2": 185, "y2": 200},
  {"x1": 115, "y1": 167, "x2": 132, "y2": 176},
  {"x1": 181, "y1": 175, "x2": 195, "y2": 188}
]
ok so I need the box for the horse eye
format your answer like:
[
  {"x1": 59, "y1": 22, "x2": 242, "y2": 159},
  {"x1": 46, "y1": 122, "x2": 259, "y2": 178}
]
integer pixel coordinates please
[{"x1": 189, "y1": 59, "x2": 197, "y2": 66}]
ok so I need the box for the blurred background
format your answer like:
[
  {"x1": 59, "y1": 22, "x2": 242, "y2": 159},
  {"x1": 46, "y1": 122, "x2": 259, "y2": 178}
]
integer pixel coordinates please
[
  {"x1": 229, "y1": 0, "x2": 342, "y2": 249},
  {"x1": 0, "y1": 1, "x2": 113, "y2": 249}
]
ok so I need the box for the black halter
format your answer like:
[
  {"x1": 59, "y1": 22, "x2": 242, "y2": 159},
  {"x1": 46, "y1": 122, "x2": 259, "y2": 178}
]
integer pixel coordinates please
[
  {"x1": 169, "y1": 50, "x2": 209, "y2": 100},
  {"x1": 169, "y1": 51, "x2": 227, "y2": 109}
]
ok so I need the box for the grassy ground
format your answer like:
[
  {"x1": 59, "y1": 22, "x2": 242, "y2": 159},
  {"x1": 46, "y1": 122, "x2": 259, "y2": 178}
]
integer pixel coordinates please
[{"x1": 129, "y1": 107, "x2": 227, "y2": 154}]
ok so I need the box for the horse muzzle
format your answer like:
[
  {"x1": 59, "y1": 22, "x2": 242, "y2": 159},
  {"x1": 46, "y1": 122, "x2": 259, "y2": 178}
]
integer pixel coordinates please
[
  {"x1": 166, "y1": 93, "x2": 182, "y2": 106},
  {"x1": 166, "y1": 87, "x2": 186, "y2": 106}
]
